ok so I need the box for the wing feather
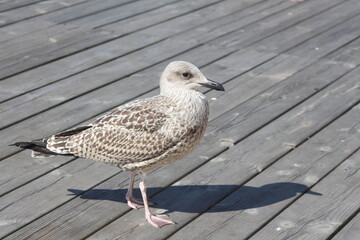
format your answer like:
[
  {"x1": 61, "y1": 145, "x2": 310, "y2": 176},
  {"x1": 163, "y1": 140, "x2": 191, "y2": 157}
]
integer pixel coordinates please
[{"x1": 47, "y1": 96, "x2": 179, "y2": 165}]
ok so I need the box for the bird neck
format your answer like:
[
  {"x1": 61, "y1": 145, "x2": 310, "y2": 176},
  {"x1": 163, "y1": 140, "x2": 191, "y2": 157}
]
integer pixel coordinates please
[{"x1": 161, "y1": 88, "x2": 209, "y2": 125}]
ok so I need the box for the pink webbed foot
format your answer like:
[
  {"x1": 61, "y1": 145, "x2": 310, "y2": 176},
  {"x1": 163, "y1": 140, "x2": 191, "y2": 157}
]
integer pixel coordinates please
[{"x1": 147, "y1": 214, "x2": 175, "y2": 228}]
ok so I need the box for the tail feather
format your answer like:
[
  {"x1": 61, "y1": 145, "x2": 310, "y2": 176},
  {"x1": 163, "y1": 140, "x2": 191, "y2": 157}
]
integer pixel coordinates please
[
  {"x1": 11, "y1": 139, "x2": 75, "y2": 158},
  {"x1": 11, "y1": 139, "x2": 58, "y2": 155},
  {"x1": 11, "y1": 126, "x2": 90, "y2": 158}
]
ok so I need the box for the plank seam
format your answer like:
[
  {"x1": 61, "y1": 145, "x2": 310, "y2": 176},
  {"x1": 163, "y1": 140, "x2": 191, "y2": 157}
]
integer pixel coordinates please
[
  {"x1": 93, "y1": 0, "x2": 208, "y2": 29},
  {"x1": 0, "y1": 0, "x2": 46, "y2": 14},
  {"x1": 0, "y1": 0, "x2": 103, "y2": 28}
]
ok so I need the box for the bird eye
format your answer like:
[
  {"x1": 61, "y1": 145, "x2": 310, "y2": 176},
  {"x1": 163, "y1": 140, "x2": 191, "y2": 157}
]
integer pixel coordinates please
[{"x1": 182, "y1": 72, "x2": 190, "y2": 78}]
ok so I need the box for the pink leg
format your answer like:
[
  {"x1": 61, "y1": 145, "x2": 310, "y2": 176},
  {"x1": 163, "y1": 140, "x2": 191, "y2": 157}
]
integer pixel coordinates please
[
  {"x1": 126, "y1": 172, "x2": 155, "y2": 209},
  {"x1": 126, "y1": 172, "x2": 144, "y2": 209},
  {"x1": 139, "y1": 174, "x2": 175, "y2": 228}
]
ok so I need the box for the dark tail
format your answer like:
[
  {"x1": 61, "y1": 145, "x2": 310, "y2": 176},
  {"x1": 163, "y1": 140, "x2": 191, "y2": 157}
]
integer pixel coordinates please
[
  {"x1": 11, "y1": 125, "x2": 91, "y2": 158},
  {"x1": 10, "y1": 139, "x2": 59, "y2": 156}
]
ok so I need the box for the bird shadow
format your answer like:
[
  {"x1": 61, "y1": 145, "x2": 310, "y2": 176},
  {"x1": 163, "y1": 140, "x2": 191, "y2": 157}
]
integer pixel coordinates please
[{"x1": 68, "y1": 182, "x2": 321, "y2": 213}]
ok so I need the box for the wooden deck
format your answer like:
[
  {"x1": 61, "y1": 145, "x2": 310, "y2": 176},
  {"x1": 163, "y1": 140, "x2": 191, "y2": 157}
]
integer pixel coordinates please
[{"x1": 1, "y1": 0, "x2": 360, "y2": 239}]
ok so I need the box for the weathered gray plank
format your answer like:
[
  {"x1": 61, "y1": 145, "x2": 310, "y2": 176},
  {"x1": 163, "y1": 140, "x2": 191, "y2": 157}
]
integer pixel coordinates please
[
  {"x1": 84, "y1": 65, "x2": 360, "y2": 239},
  {"x1": 0, "y1": 24, "x2": 118, "y2": 80},
  {"x1": 325, "y1": 36, "x2": 360, "y2": 67},
  {"x1": 0, "y1": 0, "x2": 132, "y2": 43},
  {"x1": 66, "y1": 0, "x2": 184, "y2": 28},
  {"x1": 285, "y1": 14, "x2": 360, "y2": 59},
  {"x1": 169, "y1": 106, "x2": 360, "y2": 240},
  {"x1": 33, "y1": 0, "x2": 134, "y2": 24},
  {"x1": 0, "y1": 0, "x2": 221, "y2": 79},
  {"x1": 0, "y1": 0, "x2": 257, "y2": 86},
  {"x1": 251, "y1": 147, "x2": 360, "y2": 240},
  {"x1": 0, "y1": 0, "x2": 44, "y2": 12},
  {"x1": 0, "y1": 158, "x2": 119, "y2": 238},
  {"x1": 0, "y1": 0, "x2": 287, "y2": 101},
  {"x1": 8, "y1": 60, "x2": 356, "y2": 240},
  {"x1": 332, "y1": 212, "x2": 360, "y2": 240},
  {"x1": 214, "y1": 0, "x2": 360, "y2": 52},
  {"x1": 0, "y1": 152, "x2": 74, "y2": 197},
  {"x1": 0, "y1": 0, "x2": 88, "y2": 27},
  {"x1": 251, "y1": 0, "x2": 360, "y2": 54},
  {"x1": 204, "y1": 54, "x2": 312, "y2": 120},
  {"x1": 101, "y1": 0, "x2": 290, "y2": 36}
]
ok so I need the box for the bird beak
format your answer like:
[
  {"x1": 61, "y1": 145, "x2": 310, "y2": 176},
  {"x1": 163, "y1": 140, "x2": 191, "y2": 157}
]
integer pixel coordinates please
[{"x1": 199, "y1": 79, "x2": 225, "y2": 91}]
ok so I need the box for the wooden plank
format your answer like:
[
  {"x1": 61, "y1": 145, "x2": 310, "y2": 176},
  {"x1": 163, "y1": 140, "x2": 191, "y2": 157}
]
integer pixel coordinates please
[
  {"x1": 0, "y1": 0, "x2": 88, "y2": 27},
  {"x1": 0, "y1": 0, "x2": 182, "y2": 78},
  {"x1": 101, "y1": 0, "x2": 290, "y2": 36},
  {"x1": 251, "y1": 147, "x2": 360, "y2": 240},
  {"x1": 325, "y1": 37, "x2": 360, "y2": 67},
  {"x1": 0, "y1": 0, "x2": 44, "y2": 12},
  {"x1": 0, "y1": 0, "x2": 131, "y2": 44},
  {"x1": 169, "y1": 106, "x2": 360, "y2": 239},
  {"x1": 6, "y1": 60, "x2": 356, "y2": 240},
  {"x1": 0, "y1": 0, "x2": 258, "y2": 83},
  {"x1": 332, "y1": 212, "x2": 360, "y2": 240},
  {"x1": 0, "y1": 152, "x2": 74, "y2": 197},
  {"x1": 0, "y1": 0, "x2": 288, "y2": 102},
  {"x1": 204, "y1": 54, "x2": 312, "y2": 120},
  {"x1": 0, "y1": 0, "x2": 217, "y2": 67},
  {"x1": 210, "y1": 0, "x2": 354, "y2": 50},
  {"x1": 251, "y1": 0, "x2": 360, "y2": 54},
  {"x1": 67, "y1": 0, "x2": 185, "y2": 28},
  {"x1": 0, "y1": 24, "x2": 119, "y2": 80},
  {"x1": 33, "y1": 0, "x2": 134, "y2": 24},
  {"x1": 82, "y1": 65, "x2": 360, "y2": 239},
  {"x1": 285, "y1": 14, "x2": 360, "y2": 59},
  {"x1": 0, "y1": 159, "x2": 119, "y2": 238}
]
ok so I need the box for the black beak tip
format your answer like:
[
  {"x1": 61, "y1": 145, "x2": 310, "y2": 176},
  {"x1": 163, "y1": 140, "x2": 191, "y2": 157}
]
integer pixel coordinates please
[
  {"x1": 218, "y1": 85, "x2": 225, "y2": 91},
  {"x1": 199, "y1": 79, "x2": 225, "y2": 91}
]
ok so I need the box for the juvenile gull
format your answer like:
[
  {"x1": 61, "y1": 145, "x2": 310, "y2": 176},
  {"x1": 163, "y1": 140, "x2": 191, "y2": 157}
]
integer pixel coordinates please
[{"x1": 12, "y1": 61, "x2": 225, "y2": 228}]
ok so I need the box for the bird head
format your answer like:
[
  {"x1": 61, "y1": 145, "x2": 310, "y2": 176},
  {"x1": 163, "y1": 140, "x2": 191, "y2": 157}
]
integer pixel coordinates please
[{"x1": 160, "y1": 61, "x2": 224, "y2": 95}]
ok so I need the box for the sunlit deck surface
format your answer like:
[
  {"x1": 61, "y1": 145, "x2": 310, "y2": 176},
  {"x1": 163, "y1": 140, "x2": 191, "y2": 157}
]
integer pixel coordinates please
[{"x1": 1, "y1": 0, "x2": 360, "y2": 239}]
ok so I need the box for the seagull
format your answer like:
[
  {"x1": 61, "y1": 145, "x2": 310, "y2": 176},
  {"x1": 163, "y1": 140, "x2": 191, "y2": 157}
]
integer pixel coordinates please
[{"x1": 11, "y1": 61, "x2": 225, "y2": 228}]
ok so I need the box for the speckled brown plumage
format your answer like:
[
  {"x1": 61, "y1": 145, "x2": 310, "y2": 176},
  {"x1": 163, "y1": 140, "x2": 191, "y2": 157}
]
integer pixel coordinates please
[{"x1": 47, "y1": 94, "x2": 208, "y2": 172}]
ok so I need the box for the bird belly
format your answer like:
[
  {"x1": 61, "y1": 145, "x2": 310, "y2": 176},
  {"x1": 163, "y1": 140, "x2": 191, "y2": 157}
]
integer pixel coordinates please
[{"x1": 121, "y1": 125, "x2": 206, "y2": 172}]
